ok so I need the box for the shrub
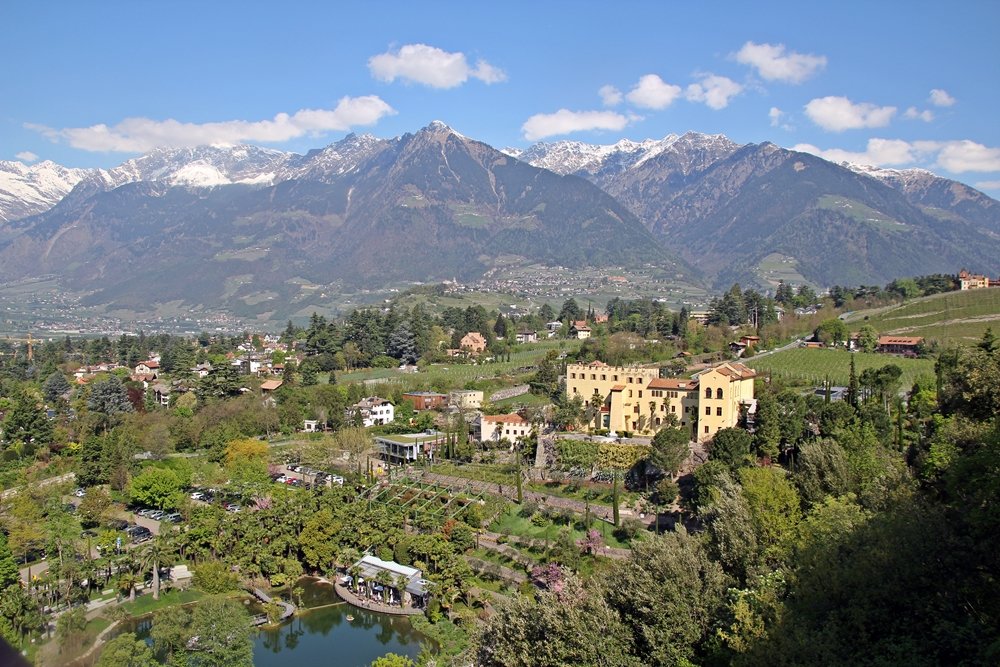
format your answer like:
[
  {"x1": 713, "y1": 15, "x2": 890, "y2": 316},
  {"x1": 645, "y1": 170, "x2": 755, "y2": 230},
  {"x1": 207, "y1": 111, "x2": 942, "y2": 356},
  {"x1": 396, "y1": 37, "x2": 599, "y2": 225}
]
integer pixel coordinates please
[
  {"x1": 614, "y1": 517, "x2": 645, "y2": 542},
  {"x1": 193, "y1": 561, "x2": 238, "y2": 593},
  {"x1": 518, "y1": 500, "x2": 539, "y2": 518}
]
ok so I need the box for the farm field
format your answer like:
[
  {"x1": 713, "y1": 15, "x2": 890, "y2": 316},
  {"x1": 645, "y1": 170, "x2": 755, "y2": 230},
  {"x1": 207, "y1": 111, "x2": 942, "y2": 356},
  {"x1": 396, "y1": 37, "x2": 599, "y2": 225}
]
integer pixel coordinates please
[
  {"x1": 845, "y1": 288, "x2": 1000, "y2": 344},
  {"x1": 337, "y1": 339, "x2": 576, "y2": 390},
  {"x1": 747, "y1": 348, "x2": 934, "y2": 389}
]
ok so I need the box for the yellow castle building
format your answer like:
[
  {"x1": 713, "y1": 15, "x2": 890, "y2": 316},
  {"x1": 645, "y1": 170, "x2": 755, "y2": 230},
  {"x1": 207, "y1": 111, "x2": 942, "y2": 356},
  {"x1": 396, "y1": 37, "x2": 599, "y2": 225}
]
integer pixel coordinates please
[{"x1": 565, "y1": 360, "x2": 756, "y2": 441}]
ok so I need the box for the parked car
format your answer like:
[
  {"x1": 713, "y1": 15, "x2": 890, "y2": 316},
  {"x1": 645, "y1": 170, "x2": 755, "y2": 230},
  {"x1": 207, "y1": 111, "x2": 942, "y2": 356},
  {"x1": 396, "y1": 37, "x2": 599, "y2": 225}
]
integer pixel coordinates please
[
  {"x1": 274, "y1": 475, "x2": 288, "y2": 484},
  {"x1": 107, "y1": 519, "x2": 129, "y2": 531},
  {"x1": 190, "y1": 491, "x2": 205, "y2": 501},
  {"x1": 164, "y1": 513, "x2": 182, "y2": 524},
  {"x1": 74, "y1": 488, "x2": 86, "y2": 497},
  {"x1": 148, "y1": 510, "x2": 166, "y2": 521},
  {"x1": 127, "y1": 525, "x2": 152, "y2": 543}
]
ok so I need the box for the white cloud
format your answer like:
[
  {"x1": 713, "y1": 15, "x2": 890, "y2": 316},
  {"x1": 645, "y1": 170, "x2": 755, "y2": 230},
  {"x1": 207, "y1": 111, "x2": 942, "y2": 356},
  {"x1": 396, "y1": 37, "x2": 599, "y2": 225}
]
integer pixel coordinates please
[
  {"x1": 904, "y1": 107, "x2": 935, "y2": 122},
  {"x1": 973, "y1": 180, "x2": 1000, "y2": 191},
  {"x1": 734, "y1": 41, "x2": 827, "y2": 83},
  {"x1": 598, "y1": 84, "x2": 623, "y2": 107},
  {"x1": 15, "y1": 151, "x2": 38, "y2": 162},
  {"x1": 626, "y1": 74, "x2": 682, "y2": 110},
  {"x1": 792, "y1": 138, "x2": 926, "y2": 166},
  {"x1": 368, "y1": 43, "x2": 506, "y2": 88},
  {"x1": 804, "y1": 96, "x2": 896, "y2": 131},
  {"x1": 685, "y1": 74, "x2": 743, "y2": 110},
  {"x1": 28, "y1": 96, "x2": 396, "y2": 153},
  {"x1": 929, "y1": 88, "x2": 956, "y2": 107},
  {"x1": 936, "y1": 140, "x2": 1000, "y2": 173},
  {"x1": 792, "y1": 137, "x2": 1000, "y2": 173},
  {"x1": 769, "y1": 107, "x2": 784, "y2": 127},
  {"x1": 521, "y1": 109, "x2": 631, "y2": 141}
]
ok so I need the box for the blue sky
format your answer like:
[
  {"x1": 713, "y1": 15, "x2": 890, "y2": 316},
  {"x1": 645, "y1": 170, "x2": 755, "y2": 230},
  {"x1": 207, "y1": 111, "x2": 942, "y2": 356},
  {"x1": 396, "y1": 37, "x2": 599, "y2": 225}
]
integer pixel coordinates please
[{"x1": 4, "y1": 1, "x2": 999, "y2": 194}]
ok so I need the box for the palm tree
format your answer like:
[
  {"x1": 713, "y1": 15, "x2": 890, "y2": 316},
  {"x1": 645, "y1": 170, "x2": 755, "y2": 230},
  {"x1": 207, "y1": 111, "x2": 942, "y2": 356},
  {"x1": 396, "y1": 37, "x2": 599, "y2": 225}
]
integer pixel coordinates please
[
  {"x1": 117, "y1": 568, "x2": 140, "y2": 602},
  {"x1": 374, "y1": 570, "x2": 392, "y2": 604},
  {"x1": 140, "y1": 533, "x2": 175, "y2": 600},
  {"x1": 348, "y1": 564, "x2": 362, "y2": 594},
  {"x1": 393, "y1": 574, "x2": 408, "y2": 607}
]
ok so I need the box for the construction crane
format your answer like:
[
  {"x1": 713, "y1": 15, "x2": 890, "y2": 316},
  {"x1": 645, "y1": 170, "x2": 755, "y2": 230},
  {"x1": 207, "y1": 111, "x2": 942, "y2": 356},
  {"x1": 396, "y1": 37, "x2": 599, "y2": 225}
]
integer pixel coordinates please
[{"x1": 2, "y1": 333, "x2": 36, "y2": 360}]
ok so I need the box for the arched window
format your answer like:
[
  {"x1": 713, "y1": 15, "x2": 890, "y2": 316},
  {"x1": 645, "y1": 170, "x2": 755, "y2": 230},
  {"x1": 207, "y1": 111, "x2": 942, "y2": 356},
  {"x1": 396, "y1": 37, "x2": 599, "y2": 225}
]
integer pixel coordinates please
[
  {"x1": 705, "y1": 387, "x2": 712, "y2": 398},
  {"x1": 716, "y1": 388, "x2": 723, "y2": 399}
]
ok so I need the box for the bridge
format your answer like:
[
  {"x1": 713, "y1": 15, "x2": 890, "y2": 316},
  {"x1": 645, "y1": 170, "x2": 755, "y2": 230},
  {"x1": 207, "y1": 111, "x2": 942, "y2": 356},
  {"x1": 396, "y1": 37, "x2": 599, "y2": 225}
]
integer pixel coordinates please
[{"x1": 246, "y1": 586, "x2": 296, "y2": 625}]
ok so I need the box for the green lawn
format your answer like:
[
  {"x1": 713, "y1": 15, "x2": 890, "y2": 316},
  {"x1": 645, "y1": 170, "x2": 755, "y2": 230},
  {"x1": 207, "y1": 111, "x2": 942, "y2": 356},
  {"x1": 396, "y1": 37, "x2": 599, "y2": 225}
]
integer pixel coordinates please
[
  {"x1": 119, "y1": 587, "x2": 206, "y2": 616},
  {"x1": 492, "y1": 392, "x2": 552, "y2": 410},
  {"x1": 747, "y1": 348, "x2": 934, "y2": 389},
  {"x1": 337, "y1": 340, "x2": 577, "y2": 390},
  {"x1": 490, "y1": 505, "x2": 631, "y2": 549},
  {"x1": 845, "y1": 289, "x2": 1000, "y2": 344}
]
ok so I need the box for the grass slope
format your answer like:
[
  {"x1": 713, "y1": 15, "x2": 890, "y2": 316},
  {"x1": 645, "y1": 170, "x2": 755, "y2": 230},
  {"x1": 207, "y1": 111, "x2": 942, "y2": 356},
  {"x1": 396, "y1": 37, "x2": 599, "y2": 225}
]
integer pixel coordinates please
[
  {"x1": 747, "y1": 348, "x2": 934, "y2": 390},
  {"x1": 845, "y1": 288, "x2": 1000, "y2": 344}
]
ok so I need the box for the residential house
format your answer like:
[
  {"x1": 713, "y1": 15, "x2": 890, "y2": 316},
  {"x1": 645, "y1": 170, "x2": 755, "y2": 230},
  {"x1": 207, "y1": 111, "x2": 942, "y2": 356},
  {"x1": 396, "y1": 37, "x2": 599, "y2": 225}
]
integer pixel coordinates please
[
  {"x1": 959, "y1": 269, "x2": 991, "y2": 290},
  {"x1": 545, "y1": 321, "x2": 563, "y2": 338},
  {"x1": 460, "y1": 332, "x2": 488, "y2": 354},
  {"x1": 570, "y1": 320, "x2": 591, "y2": 340},
  {"x1": 303, "y1": 420, "x2": 320, "y2": 433},
  {"x1": 151, "y1": 383, "x2": 171, "y2": 407},
  {"x1": 260, "y1": 379, "x2": 283, "y2": 394},
  {"x1": 134, "y1": 360, "x2": 159, "y2": 376},
  {"x1": 191, "y1": 362, "x2": 213, "y2": 378},
  {"x1": 565, "y1": 360, "x2": 755, "y2": 441},
  {"x1": 479, "y1": 413, "x2": 532, "y2": 443},
  {"x1": 515, "y1": 330, "x2": 538, "y2": 344},
  {"x1": 401, "y1": 391, "x2": 448, "y2": 411},
  {"x1": 449, "y1": 390, "x2": 483, "y2": 411},
  {"x1": 876, "y1": 336, "x2": 924, "y2": 355},
  {"x1": 349, "y1": 396, "x2": 395, "y2": 427}
]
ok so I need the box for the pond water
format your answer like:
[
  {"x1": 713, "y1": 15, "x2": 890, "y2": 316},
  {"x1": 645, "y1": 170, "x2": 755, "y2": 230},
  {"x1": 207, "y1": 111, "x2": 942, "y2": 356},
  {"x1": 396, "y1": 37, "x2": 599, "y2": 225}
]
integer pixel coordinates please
[
  {"x1": 254, "y1": 578, "x2": 426, "y2": 667},
  {"x1": 122, "y1": 578, "x2": 427, "y2": 666}
]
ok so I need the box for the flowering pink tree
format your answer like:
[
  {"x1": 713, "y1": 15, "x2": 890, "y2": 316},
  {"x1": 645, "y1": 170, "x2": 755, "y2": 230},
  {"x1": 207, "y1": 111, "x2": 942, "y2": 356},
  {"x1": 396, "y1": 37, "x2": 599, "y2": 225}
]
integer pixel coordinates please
[
  {"x1": 577, "y1": 529, "x2": 604, "y2": 556},
  {"x1": 530, "y1": 562, "x2": 565, "y2": 594}
]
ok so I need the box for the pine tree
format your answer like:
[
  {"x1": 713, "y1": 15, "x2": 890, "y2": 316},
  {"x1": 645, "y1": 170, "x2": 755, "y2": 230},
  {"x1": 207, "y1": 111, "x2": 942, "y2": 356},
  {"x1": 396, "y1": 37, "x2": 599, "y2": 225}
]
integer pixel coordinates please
[
  {"x1": 0, "y1": 532, "x2": 20, "y2": 589},
  {"x1": 847, "y1": 354, "x2": 859, "y2": 409},
  {"x1": 42, "y1": 371, "x2": 71, "y2": 404}
]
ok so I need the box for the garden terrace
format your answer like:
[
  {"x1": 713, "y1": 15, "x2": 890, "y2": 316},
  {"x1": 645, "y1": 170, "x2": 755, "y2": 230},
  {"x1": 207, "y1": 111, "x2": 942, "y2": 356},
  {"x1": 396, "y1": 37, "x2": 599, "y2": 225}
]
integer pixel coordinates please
[{"x1": 362, "y1": 478, "x2": 490, "y2": 522}]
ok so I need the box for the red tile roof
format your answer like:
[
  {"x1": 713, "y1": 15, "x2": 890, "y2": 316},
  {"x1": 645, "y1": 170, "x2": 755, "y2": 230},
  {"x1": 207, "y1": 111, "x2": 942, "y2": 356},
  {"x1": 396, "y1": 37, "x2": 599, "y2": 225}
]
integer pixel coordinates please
[
  {"x1": 647, "y1": 378, "x2": 695, "y2": 390},
  {"x1": 483, "y1": 413, "x2": 528, "y2": 424},
  {"x1": 878, "y1": 336, "x2": 924, "y2": 345}
]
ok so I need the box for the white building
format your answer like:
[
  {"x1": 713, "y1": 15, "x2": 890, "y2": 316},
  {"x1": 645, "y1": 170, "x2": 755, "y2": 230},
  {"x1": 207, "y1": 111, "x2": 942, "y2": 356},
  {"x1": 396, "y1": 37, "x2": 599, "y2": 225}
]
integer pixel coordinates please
[
  {"x1": 479, "y1": 413, "x2": 532, "y2": 443},
  {"x1": 350, "y1": 396, "x2": 395, "y2": 427}
]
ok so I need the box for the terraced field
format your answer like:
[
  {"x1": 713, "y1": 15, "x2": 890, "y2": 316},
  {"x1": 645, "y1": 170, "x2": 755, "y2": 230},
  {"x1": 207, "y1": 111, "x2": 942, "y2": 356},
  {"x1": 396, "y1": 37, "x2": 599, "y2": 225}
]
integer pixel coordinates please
[
  {"x1": 747, "y1": 348, "x2": 934, "y2": 390},
  {"x1": 844, "y1": 288, "x2": 1000, "y2": 344}
]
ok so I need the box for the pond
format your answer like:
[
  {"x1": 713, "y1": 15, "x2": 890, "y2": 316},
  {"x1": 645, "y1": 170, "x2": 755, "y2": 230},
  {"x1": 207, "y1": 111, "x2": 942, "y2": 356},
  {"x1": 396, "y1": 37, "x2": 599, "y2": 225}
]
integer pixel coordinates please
[
  {"x1": 254, "y1": 578, "x2": 426, "y2": 667},
  {"x1": 121, "y1": 578, "x2": 427, "y2": 666}
]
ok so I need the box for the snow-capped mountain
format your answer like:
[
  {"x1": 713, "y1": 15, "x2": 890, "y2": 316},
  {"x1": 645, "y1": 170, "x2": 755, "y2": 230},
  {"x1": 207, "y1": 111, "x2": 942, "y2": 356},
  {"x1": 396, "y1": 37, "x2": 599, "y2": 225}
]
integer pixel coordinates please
[
  {"x1": 506, "y1": 132, "x2": 741, "y2": 190},
  {"x1": 277, "y1": 133, "x2": 389, "y2": 182},
  {"x1": 847, "y1": 162, "x2": 1000, "y2": 232},
  {"x1": 845, "y1": 163, "x2": 942, "y2": 191},
  {"x1": 1, "y1": 123, "x2": 997, "y2": 300},
  {"x1": 0, "y1": 160, "x2": 90, "y2": 222},
  {"x1": 97, "y1": 144, "x2": 290, "y2": 189}
]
